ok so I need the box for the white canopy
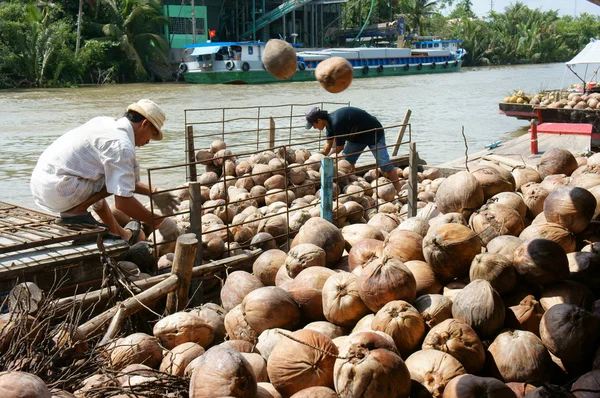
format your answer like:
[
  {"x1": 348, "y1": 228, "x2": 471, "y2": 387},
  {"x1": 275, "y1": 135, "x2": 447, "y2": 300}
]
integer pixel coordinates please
[
  {"x1": 566, "y1": 39, "x2": 600, "y2": 66},
  {"x1": 190, "y1": 46, "x2": 221, "y2": 56}
]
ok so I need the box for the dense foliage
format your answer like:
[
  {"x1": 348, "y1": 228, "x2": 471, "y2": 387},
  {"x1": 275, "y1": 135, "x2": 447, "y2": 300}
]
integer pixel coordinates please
[{"x1": 0, "y1": 0, "x2": 599, "y2": 88}]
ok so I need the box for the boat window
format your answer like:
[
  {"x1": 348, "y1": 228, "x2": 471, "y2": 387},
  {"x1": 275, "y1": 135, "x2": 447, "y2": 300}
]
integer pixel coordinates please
[
  {"x1": 248, "y1": 46, "x2": 254, "y2": 55},
  {"x1": 434, "y1": 43, "x2": 439, "y2": 48},
  {"x1": 428, "y1": 43, "x2": 432, "y2": 48}
]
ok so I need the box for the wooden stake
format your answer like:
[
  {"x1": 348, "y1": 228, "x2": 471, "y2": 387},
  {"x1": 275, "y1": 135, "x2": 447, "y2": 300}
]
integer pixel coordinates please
[
  {"x1": 407, "y1": 142, "x2": 418, "y2": 218},
  {"x1": 269, "y1": 117, "x2": 275, "y2": 148},
  {"x1": 392, "y1": 109, "x2": 412, "y2": 156},
  {"x1": 320, "y1": 157, "x2": 334, "y2": 222},
  {"x1": 187, "y1": 125, "x2": 197, "y2": 182},
  {"x1": 166, "y1": 233, "x2": 198, "y2": 314},
  {"x1": 188, "y1": 182, "x2": 203, "y2": 266}
]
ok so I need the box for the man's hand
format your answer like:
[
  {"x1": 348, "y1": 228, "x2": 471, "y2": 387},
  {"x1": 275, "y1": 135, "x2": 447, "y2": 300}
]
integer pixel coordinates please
[{"x1": 152, "y1": 191, "x2": 181, "y2": 215}]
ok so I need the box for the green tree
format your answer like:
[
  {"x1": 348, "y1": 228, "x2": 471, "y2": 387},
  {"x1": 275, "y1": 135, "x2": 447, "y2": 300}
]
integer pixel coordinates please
[
  {"x1": 83, "y1": 0, "x2": 169, "y2": 80},
  {"x1": 402, "y1": 0, "x2": 439, "y2": 35},
  {"x1": 449, "y1": 0, "x2": 476, "y2": 20}
]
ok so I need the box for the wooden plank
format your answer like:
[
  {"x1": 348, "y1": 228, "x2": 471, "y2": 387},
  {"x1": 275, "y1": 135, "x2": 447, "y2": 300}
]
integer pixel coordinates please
[
  {"x1": 392, "y1": 109, "x2": 411, "y2": 156},
  {"x1": 187, "y1": 125, "x2": 197, "y2": 182},
  {"x1": 407, "y1": 142, "x2": 418, "y2": 217},
  {"x1": 482, "y1": 155, "x2": 528, "y2": 169},
  {"x1": 166, "y1": 234, "x2": 198, "y2": 314},
  {"x1": 269, "y1": 117, "x2": 275, "y2": 148}
]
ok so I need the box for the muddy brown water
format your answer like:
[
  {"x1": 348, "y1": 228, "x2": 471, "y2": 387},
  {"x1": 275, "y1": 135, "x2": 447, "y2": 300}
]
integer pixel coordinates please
[{"x1": 0, "y1": 62, "x2": 582, "y2": 210}]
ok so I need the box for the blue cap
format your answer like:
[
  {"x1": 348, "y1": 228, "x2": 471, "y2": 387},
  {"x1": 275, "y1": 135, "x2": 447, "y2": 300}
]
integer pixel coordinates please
[{"x1": 305, "y1": 106, "x2": 320, "y2": 129}]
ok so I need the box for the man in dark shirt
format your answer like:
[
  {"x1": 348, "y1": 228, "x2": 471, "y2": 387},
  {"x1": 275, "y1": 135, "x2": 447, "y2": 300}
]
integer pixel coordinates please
[{"x1": 305, "y1": 106, "x2": 401, "y2": 191}]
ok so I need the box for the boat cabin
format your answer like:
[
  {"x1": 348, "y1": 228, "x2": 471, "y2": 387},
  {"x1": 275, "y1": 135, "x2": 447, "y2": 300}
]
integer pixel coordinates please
[{"x1": 181, "y1": 42, "x2": 266, "y2": 72}]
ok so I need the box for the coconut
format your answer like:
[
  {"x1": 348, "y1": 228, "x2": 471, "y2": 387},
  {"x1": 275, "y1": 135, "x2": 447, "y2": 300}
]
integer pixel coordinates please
[
  {"x1": 222, "y1": 339, "x2": 260, "y2": 354},
  {"x1": 571, "y1": 369, "x2": 600, "y2": 397},
  {"x1": 505, "y1": 295, "x2": 545, "y2": 336},
  {"x1": 537, "y1": 148, "x2": 578, "y2": 179},
  {"x1": 0, "y1": 371, "x2": 51, "y2": 398},
  {"x1": 422, "y1": 223, "x2": 482, "y2": 282},
  {"x1": 486, "y1": 235, "x2": 524, "y2": 262},
  {"x1": 250, "y1": 232, "x2": 278, "y2": 251},
  {"x1": 252, "y1": 249, "x2": 287, "y2": 286},
  {"x1": 315, "y1": 57, "x2": 354, "y2": 93},
  {"x1": 289, "y1": 386, "x2": 337, "y2": 398},
  {"x1": 287, "y1": 267, "x2": 336, "y2": 321},
  {"x1": 490, "y1": 191, "x2": 528, "y2": 218},
  {"x1": 506, "y1": 382, "x2": 537, "y2": 397},
  {"x1": 238, "y1": 352, "x2": 268, "y2": 383},
  {"x1": 519, "y1": 223, "x2": 576, "y2": 253},
  {"x1": 367, "y1": 213, "x2": 400, "y2": 233},
  {"x1": 256, "y1": 328, "x2": 288, "y2": 363},
  {"x1": 487, "y1": 329, "x2": 553, "y2": 383},
  {"x1": 267, "y1": 329, "x2": 337, "y2": 396},
  {"x1": 513, "y1": 239, "x2": 569, "y2": 285},
  {"x1": 190, "y1": 303, "x2": 227, "y2": 344},
  {"x1": 262, "y1": 39, "x2": 297, "y2": 80},
  {"x1": 275, "y1": 265, "x2": 293, "y2": 290},
  {"x1": 422, "y1": 318, "x2": 485, "y2": 374},
  {"x1": 303, "y1": 321, "x2": 345, "y2": 341},
  {"x1": 291, "y1": 217, "x2": 345, "y2": 265},
  {"x1": 522, "y1": 185, "x2": 549, "y2": 219},
  {"x1": 539, "y1": 280, "x2": 594, "y2": 311},
  {"x1": 472, "y1": 164, "x2": 516, "y2": 200},
  {"x1": 513, "y1": 167, "x2": 542, "y2": 191},
  {"x1": 159, "y1": 342, "x2": 204, "y2": 376},
  {"x1": 443, "y1": 374, "x2": 517, "y2": 398},
  {"x1": 358, "y1": 255, "x2": 416, "y2": 312},
  {"x1": 153, "y1": 312, "x2": 214, "y2": 350},
  {"x1": 540, "y1": 174, "x2": 570, "y2": 192},
  {"x1": 220, "y1": 271, "x2": 264, "y2": 312},
  {"x1": 334, "y1": 331, "x2": 411, "y2": 398},
  {"x1": 243, "y1": 287, "x2": 302, "y2": 334},
  {"x1": 469, "y1": 253, "x2": 517, "y2": 294},
  {"x1": 525, "y1": 385, "x2": 576, "y2": 397},
  {"x1": 469, "y1": 203, "x2": 525, "y2": 246},
  {"x1": 435, "y1": 171, "x2": 485, "y2": 218},
  {"x1": 381, "y1": 229, "x2": 424, "y2": 262},
  {"x1": 371, "y1": 300, "x2": 425, "y2": 358},
  {"x1": 452, "y1": 279, "x2": 505, "y2": 338},
  {"x1": 428, "y1": 212, "x2": 468, "y2": 231},
  {"x1": 343, "y1": 201, "x2": 365, "y2": 223},
  {"x1": 341, "y1": 224, "x2": 384, "y2": 251},
  {"x1": 413, "y1": 294, "x2": 453, "y2": 329},
  {"x1": 405, "y1": 349, "x2": 467, "y2": 397},
  {"x1": 568, "y1": 251, "x2": 600, "y2": 289},
  {"x1": 543, "y1": 187, "x2": 596, "y2": 234},
  {"x1": 256, "y1": 383, "x2": 283, "y2": 398},
  {"x1": 347, "y1": 239, "x2": 383, "y2": 272},
  {"x1": 351, "y1": 314, "x2": 375, "y2": 333},
  {"x1": 109, "y1": 333, "x2": 163, "y2": 370},
  {"x1": 200, "y1": 232, "x2": 225, "y2": 260},
  {"x1": 540, "y1": 304, "x2": 600, "y2": 371},
  {"x1": 284, "y1": 243, "x2": 327, "y2": 278},
  {"x1": 397, "y1": 216, "x2": 430, "y2": 237},
  {"x1": 322, "y1": 271, "x2": 370, "y2": 327},
  {"x1": 405, "y1": 260, "x2": 442, "y2": 296},
  {"x1": 189, "y1": 345, "x2": 256, "y2": 398},
  {"x1": 224, "y1": 304, "x2": 259, "y2": 342}
]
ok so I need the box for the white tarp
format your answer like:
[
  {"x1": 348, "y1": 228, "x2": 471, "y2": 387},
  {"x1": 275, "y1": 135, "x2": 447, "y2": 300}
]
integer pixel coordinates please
[
  {"x1": 566, "y1": 39, "x2": 600, "y2": 65},
  {"x1": 190, "y1": 46, "x2": 221, "y2": 56}
]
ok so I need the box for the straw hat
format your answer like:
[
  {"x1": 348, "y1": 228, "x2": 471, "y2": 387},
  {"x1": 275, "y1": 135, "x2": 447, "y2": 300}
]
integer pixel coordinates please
[{"x1": 127, "y1": 99, "x2": 165, "y2": 140}]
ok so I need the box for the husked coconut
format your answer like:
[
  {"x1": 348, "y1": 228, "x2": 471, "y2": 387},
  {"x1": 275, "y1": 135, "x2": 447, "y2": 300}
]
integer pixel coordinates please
[
  {"x1": 513, "y1": 239, "x2": 569, "y2": 285},
  {"x1": 422, "y1": 223, "x2": 482, "y2": 282},
  {"x1": 405, "y1": 349, "x2": 466, "y2": 397},
  {"x1": 315, "y1": 57, "x2": 354, "y2": 93},
  {"x1": 358, "y1": 255, "x2": 416, "y2": 312},
  {"x1": 486, "y1": 235, "x2": 523, "y2": 262},
  {"x1": 490, "y1": 191, "x2": 528, "y2": 218},
  {"x1": 422, "y1": 318, "x2": 485, "y2": 374},
  {"x1": 291, "y1": 218, "x2": 345, "y2": 265},
  {"x1": 240, "y1": 352, "x2": 268, "y2": 383},
  {"x1": 567, "y1": 251, "x2": 600, "y2": 289},
  {"x1": 220, "y1": 271, "x2": 264, "y2": 312},
  {"x1": 537, "y1": 148, "x2": 578, "y2": 179},
  {"x1": 250, "y1": 232, "x2": 278, "y2": 251},
  {"x1": 469, "y1": 253, "x2": 517, "y2": 294},
  {"x1": 224, "y1": 304, "x2": 259, "y2": 342},
  {"x1": 382, "y1": 229, "x2": 424, "y2": 262},
  {"x1": 303, "y1": 321, "x2": 345, "y2": 340},
  {"x1": 287, "y1": 267, "x2": 336, "y2": 321},
  {"x1": 405, "y1": 260, "x2": 442, "y2": 296},
  {"x1": 539, "y1": 280, "x2": 594, "y2": 311},
  {"x1": 0, "y1": 371, "x2": 51, "y2": 398},
  {"x1": 540, "y1": 173, "x2": 570, "y2": 192},
  {"x1": 343, "y1": 201, "x2": 365, "y2": 223},
  {"x1": 469, "y1": 203, "x2": 524, "y2": 246},
  {"x1": 413, "y1": 294, "x2": 453, "y2": 328},
  {"x1": 160, "y1": 342, "x2": 205, "y2": 376},
  {"x1": 322, "y1": 271, "x2": 370, "y2": 327},
  {"x1": 222, "y1": 339, "x2": 260, "y2": 354},
  {"x1": 352, "y1": 314, "x2": 375, "y2": 333},
  {"x1": 505, "y1": 295, "x2": 544, "y2": 336},
  {"x1": 267, "y1": 329, "x2": 338, "y2": 396},
  {"x1": 428, "y1": 212, "x2": 468, "y2": 230},
  {"x1": 341, "y1": 224, "x2": 384, "y2": 251},
  {"x1": 191, "y1": 303, "x2": 227, "y2": 343},
  {"x1": 543, "y1": 187, "x2": 596, "y2": 234},
  {"x1": 520, "y1": 222, "x2": 576, "y2": 253},
  {"x1": 347, "y1": 239, "x2": 383, "y2": 272},
  {"x1": 262, "y1": 39, "x2": 297, "y2": 79},
  {"x1": 289, "y1": 386, "x2": 338, "y2": 398},
  {"x1": 153, "y1": 312, "x2": 214, "y2": 350},
  {"x1": 435, "y1": 171, "x2": 485, "y2": 218},
  {"x1": 452, "y1": 279, "x2": 505, "y2": 338},
  {"x1": 256, "y1": 328, "x2": 289, "y2": 363},
  {"x1": 522, "y1": 185, "x2": 549, "y2": 219},
  {"x1": 367, "y1": 213, "x2": 400, "y2": 233},
  {"x1": 109, "y1": 333, "x2": 163, "y2": 370},
  {"x1": 371, "y1": 300, "x2": 425, "y2": 358},
  {"x1": 487, "y1": 330, "x2": 552, "y2": 383},
  {"x1": 472, "y1": 164, "x2": 516, "y2": 200},
  {"x1": 285, "y1": 244, "x2": 327, "y2": 278},
  {"x1": 242, "y1": 287, "x2": 302, "y2": 334},
  {"x1": 443, "y1": 374, "x2": 517, "y2": 398},
  {"x1": 253, "y1": 249, "x2": 287, "y2": 286},
  {"x1": 513, "y1": 167, "x2": 541, "y2": 191},
  {"x1": 189, "y1": 345, "x2": 257, "y2": 398},
  {"x1": 334, "y1": 331, "x2": 411, "y2": 398}
]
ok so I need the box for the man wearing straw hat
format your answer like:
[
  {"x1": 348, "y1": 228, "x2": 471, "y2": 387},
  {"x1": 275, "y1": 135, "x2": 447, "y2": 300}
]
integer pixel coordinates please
[
  {"x1": 30, "y1": 99, "x2": 180, "y2": 244},
  {"x1": 305, "y1": 106, "x2": 402, "y2": 191}
]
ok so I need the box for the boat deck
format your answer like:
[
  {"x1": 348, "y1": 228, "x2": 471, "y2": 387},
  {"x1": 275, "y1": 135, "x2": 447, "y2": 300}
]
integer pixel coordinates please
[
  {"x1": 436, "y1": 132, "x2": 593, "y2": 171},
  {"x1": 0, "y1": 201, "x2": 129, "y2": 294}
]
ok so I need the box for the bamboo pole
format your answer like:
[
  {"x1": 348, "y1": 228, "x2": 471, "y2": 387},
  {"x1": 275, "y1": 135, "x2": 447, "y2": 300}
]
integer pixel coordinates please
[
  {"x1": 269, "y1": 117, "x2": 276, "y2": 148},
  {"x1": 407, "y1": 142, "x2": 418, "y2": 217},
  {"x1": 189, "y1": 181, "x2": 203, "y2": 266},
  {"x1": 392, "y1": 109, "x2": 411, "y2": 156},
  {"x1": 166, "y1": 234, "x2": 198, "y2": 314}
]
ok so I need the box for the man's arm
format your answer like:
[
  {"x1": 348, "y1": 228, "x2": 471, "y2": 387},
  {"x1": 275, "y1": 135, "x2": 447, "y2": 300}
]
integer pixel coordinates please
[
  {"x1": 114, "y1": 195, "x2": 162, "y2": 228},
  {"x1": 333, "y1": 145, "x2": 345, "y2": 154},
  {"x1": 321, "y1": 138, "x2": 334, "y2": 155},
  {"x1": 134, "y1": 181, "x2": 153, "y2": 196}
]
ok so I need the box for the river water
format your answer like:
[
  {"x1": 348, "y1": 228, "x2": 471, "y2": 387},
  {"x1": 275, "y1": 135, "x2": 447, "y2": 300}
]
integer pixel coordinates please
[{"x1": 0, "y1": 62, "x2": 582, "y2": 210}]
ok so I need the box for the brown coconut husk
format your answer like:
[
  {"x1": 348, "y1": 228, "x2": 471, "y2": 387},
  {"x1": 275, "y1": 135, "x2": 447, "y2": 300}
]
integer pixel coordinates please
[
  {"x1": 287, "y1": 267, "x2": 336, "y2": 321},
  {"x1": 486, "y1": 235, "x2": 524, "y2": 262},
  {"x1": 505, "y1": 295, "x2": 545, "y2": 336},
  {"x1": 513, "y1": 166, "x2": 542, "y2": 192},
  {"x1": 413, "y1": 294, "x2": 453, "y2": 329},
  {"x1": 152, "y1": 312, "x2": 214, "y2": 350},
  {"x1": 322, "y1": 271, "x2": 370, "y2": 327},
  {"x1": 291, "y1": 218, "x2": 345, "y2": 265},
  {"x1": 513, "y1": 238, "x2": 570, "y2": 285},
  {"x1": 405, "y1": 260, "x2": 443, "y2": 296},
  {"x1": 315, "y1": 57, "x2": 354, "y2": 93},
  {"x1": 543, "y1": 186, "x2": 596, "y2": 234},
  {"x1": 159, "y1": 342, "x2": 204, "y2": 376},
  {"x1": 358, "y1": 255, "x2": 416, "y2": 312},
  {"x1": 435, "y1": 171, "x2": 485, "y2": 218},
  {"x1": 382, "y1": 229, "x2": 424, "y2": 263},
  {"x1": 252, "y1": 249, "x2": 287, "y2": 286},
  {"x1": 242, "y1": 287, "x2": 302, "y2": 335},
  {"x1": 371, "y1": 300, "x2": 425, "y2": 358},
  {"x1": 469, "y1": 252, "x2": 517, "y2": 294},
  {"x1": 443, "y1": 374, "x2": 516, "y2": 398},
  {"x1": 537, "y1": 148, "x2": 579, "y2": 179},
  {"x1": 347, "y1": 239, "x2": 383, "y2": 272},
  {"x1": 519, "y1": 223, "x2": 576, "y2": 253},
  {"x1": 220, "y1": 271, "x2": 264, "y2": 312},
  {"x1": 405, "y1": 349, "x2": 467, "y2": 397},
  {"x1": 452, "y1": 279, "x2": 505, "y2": 339}
]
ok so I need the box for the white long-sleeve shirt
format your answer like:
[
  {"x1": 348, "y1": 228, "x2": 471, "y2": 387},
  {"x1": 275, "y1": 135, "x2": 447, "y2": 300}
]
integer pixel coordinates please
[{"x1": 30, "y1": 116, "x2": 138, "y2": 213}]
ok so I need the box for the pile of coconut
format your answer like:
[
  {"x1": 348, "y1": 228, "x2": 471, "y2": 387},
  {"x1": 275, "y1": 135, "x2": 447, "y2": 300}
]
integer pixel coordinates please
[
  {"x1": 7, "y1": 147, "x2": 600, "y2": 397},
  {"x1": 503, "y1": 89, "x2": 600, "y2": 110}
]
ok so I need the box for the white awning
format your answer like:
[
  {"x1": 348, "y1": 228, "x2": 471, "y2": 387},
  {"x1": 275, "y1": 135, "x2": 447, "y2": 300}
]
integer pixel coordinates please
[
  {"x1": 566, "y1": 39, "x2": 600, "y2": 65},
  {"x1": 190, "y1": 46, "x2": 221, "y2": 56}
]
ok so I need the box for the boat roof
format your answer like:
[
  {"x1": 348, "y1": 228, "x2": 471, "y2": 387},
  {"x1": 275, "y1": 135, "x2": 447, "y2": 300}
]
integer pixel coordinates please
[
  {"x1": 411, "y1": 39, "x2": 463, "y2": 45},
  {"x1": 183, "y1": 41, "x2": 267, "y2": 50},
  {"x1": 567, "y1": 38, "x2": 600, "y2": 65}
]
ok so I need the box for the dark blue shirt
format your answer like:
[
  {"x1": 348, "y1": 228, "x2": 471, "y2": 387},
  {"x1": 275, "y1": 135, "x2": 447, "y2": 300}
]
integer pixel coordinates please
[{"x1": 326, "y1": 107, "x2": 384, "y2": 146}]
